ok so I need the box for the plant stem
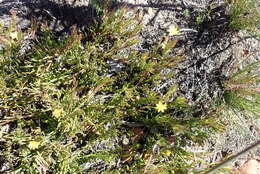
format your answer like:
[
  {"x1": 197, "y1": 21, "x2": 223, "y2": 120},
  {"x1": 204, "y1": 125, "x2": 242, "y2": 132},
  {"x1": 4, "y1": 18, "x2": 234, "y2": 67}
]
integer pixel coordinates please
[{"x1": 205, "y1": 140, "x2": 260, "y2": 174}]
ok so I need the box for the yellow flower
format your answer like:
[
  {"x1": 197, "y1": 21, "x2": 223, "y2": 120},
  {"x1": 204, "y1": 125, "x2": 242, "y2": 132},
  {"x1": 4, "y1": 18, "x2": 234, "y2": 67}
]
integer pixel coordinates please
[
  {"x1": 164, "y1": 149, "x2": 172, "y2": 157},
  {"x1": 156, "y1": 101, "x2": 167, "y2": 113},
  {"x1": 168, "y1": 25, "x2": 180, "y2": 36},
  {"x1": 9, "y1": 31, "x2": 19, "y2": 40},
  {"x1": 161, "y1": 40, "x2": 167, "y2": 49},
  {"x1": 28, "y1": 141, "x2": 40, "y2": 150},
  {"x1": 53, "y1": 108, "x2": 62, "y2": 118}
]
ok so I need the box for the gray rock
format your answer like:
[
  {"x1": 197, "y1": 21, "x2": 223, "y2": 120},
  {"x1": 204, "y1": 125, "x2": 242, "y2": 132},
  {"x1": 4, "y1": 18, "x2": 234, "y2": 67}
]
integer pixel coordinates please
[{"x1": 0, "y1": 0, "x2": 94, "y2": 32}]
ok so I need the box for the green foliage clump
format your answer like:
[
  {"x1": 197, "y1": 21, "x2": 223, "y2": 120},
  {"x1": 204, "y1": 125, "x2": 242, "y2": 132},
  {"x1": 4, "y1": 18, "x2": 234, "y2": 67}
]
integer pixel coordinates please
[
  {"x1": 0, "y1": 6, "x2": 224, "y2": 174},
  {"x1": 228, "y1": 0, "x2": 260, "y2": 32},
  {"x1": 223, "y1": 61, "x2": 260, "y2": 120}
]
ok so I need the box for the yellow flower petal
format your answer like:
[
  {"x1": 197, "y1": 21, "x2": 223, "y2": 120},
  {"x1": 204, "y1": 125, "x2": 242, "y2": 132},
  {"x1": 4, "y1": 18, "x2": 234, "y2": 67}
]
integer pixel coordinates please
[
  {"x1": 9, "y1": 31, "x2": 18, "y2": 40},
  {"x1": 168, "y1": 25, "x2": 180, "y2": 36},
  {"x1": 156, "y1": 101, "x2": 167, "y2": 113},
  {"x1": 28, "y1": 141, "x2": 40, "y2": 150},
  {"x1": 161, "y1": 41, "x2": 167, "y2": 49},
  {"x1": 164, "y1": 149, "x2": 172, "y2": 156},
  {"x1": 53, "y1": 108, "x2": 62, "y2": 118}
]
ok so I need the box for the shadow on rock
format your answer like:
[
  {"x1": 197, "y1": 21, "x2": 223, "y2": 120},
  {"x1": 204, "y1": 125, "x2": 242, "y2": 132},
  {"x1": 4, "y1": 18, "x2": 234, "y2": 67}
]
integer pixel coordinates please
[{"x1": 0, "y1": 0, "x2": 98, "y2": 34}]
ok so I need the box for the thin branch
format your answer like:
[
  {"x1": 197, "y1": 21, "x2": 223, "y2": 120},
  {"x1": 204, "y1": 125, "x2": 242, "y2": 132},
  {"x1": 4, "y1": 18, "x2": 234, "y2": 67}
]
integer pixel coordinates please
[{"x1": 204, "y1": 140, "x2": 260, "y2": 174}]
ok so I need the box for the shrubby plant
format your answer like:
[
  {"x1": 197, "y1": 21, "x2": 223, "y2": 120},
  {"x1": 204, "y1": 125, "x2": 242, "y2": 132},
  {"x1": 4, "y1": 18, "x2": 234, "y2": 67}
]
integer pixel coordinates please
[
  {"x1": 0, "y1": 6, "x2": 223, "y2": 173},
  {"x1": 1, "y1": 1, "x2": 258, "y2": 173}
]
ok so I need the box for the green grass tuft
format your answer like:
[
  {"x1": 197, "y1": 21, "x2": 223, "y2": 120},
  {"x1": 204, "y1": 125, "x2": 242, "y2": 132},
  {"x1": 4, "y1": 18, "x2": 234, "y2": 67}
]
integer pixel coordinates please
[{"x1": 228, "y1": 0, "x2": 260, "y2": 32}]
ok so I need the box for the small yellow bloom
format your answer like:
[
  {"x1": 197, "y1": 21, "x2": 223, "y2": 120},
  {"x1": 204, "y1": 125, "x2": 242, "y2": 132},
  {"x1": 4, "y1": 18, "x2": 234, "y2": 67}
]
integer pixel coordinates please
[
  {"x1": 9, "y1": 31, "x2": 19, "y2": 40},
  {"x1": 164, "y1": 149, "x2": 172, "y2": 156},
  {"x1": 28, "y1": 141, "x2": 40, "y2": 150},
  {"x1": 156, "y1": 101, "x2": 167, "y2": 113},
  {"x1": 168, "y1": 25, "x2": 180, "y2": 36},
  {"x1": 53, "y1": 108, "x2": 62, "y2": 118},
  {"x1": 161, "y1": 41, "x2": 167, "y2": 49}
]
